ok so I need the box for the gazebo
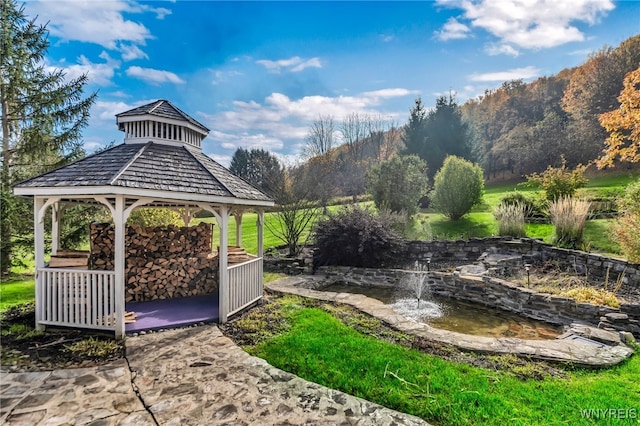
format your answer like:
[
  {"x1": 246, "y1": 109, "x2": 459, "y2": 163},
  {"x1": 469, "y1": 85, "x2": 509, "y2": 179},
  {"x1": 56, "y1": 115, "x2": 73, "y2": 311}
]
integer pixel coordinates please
[{"x1": 13, "y1": 100, "x2": 274, "y2": 338}]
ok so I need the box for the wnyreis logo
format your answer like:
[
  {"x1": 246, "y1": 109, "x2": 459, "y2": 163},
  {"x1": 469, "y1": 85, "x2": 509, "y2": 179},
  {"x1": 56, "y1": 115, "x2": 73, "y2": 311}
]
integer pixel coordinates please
[{"x1": 580, "y1": 408, "x2": 637, "y2": 420}]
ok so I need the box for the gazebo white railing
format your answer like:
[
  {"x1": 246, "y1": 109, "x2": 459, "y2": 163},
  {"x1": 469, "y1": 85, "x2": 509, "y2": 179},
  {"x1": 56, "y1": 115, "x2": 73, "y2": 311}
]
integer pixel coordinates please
[
  {"x1": 228, "y1": 257, "x2": 263, "y2": 316},
  {"x1": 37, "y1": 268, "x2": 116, "y2": 331}
]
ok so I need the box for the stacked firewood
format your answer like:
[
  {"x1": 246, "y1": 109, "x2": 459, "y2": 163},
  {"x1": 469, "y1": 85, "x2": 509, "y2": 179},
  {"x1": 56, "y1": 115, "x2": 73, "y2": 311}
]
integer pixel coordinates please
[{"x1": 89, "y1": 222, "x2": 218, "y2": 302}]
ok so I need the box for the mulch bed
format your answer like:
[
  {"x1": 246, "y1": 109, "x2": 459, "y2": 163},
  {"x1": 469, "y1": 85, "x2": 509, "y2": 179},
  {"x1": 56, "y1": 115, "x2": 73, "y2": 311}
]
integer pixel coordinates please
[{"x1": 1, "y1": 304, "x2": 124, "y2": 372}]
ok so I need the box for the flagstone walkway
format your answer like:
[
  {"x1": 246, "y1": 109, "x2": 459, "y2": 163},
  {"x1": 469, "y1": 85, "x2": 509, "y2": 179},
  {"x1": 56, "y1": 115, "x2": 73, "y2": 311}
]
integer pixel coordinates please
[{"x1": 1, "y1": 324, "x2": 429, "y2": 425}]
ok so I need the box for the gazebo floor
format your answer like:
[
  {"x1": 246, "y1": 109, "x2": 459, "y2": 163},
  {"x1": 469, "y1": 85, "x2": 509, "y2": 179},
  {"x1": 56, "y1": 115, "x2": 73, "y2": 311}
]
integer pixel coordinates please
[{"x1": 125, "y1": 293, "x2": 219, "y2": 334}]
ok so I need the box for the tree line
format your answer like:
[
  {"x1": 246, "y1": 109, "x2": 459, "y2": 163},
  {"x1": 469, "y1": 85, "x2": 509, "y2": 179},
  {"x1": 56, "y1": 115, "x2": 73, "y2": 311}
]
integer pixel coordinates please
[{"x1": 232, "y1": 33, "x2": 640, "y2": 208}]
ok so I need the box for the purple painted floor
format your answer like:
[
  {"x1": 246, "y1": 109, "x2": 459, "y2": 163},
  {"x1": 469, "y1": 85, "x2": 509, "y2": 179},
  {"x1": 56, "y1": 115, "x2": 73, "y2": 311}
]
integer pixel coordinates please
[{"x1": 125, "y1": 293, "x2": 219, "y2": 334}]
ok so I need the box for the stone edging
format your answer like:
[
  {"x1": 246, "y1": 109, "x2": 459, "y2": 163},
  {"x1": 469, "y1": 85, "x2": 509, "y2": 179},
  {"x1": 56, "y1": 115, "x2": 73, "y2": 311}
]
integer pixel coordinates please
[{"x1": 266, "y1": 276, "x2": 635, "y2": 367}]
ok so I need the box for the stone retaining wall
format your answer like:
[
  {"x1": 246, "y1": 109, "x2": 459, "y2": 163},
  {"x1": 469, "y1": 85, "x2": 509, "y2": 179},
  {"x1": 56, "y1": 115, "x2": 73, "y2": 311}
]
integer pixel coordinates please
[
  {"x1": 405, "y1": 237, "x2": 640, "y2": 294},
  {"x1": 314, "y1": 265, "x2": 640, "y2": 336}
]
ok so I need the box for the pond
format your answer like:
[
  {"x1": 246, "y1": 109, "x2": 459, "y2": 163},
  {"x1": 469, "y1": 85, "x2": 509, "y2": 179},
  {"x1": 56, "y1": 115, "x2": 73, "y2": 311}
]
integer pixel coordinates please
[{"x1": 320, "y1": 283, "x2": 562, "y2": 340}]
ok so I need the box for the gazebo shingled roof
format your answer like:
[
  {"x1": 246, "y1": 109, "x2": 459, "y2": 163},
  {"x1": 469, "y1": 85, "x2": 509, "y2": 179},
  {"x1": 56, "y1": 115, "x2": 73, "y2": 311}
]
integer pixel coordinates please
[{"x1": 15, "y1": 142, "x2": 271, "y2": 202}]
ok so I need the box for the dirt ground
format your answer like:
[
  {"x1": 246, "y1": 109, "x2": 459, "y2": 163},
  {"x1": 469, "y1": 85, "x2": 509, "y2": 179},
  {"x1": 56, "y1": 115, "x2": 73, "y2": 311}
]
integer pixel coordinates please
[{"x1": 0, "y1": 304, "x2": 124, "y2": 372}]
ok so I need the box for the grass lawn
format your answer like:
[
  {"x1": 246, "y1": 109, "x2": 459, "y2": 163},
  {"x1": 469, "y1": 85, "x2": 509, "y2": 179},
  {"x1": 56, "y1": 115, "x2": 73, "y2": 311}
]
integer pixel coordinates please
[
  {"x1": 411, "y1": 174, "x2": 639, "y2": 255},
  {"x1": 0, "y1": 276, "x2": 35, "y2": 311},
  {"x1": 247, "y1": 297, "x2": 640, "y2": 426}
]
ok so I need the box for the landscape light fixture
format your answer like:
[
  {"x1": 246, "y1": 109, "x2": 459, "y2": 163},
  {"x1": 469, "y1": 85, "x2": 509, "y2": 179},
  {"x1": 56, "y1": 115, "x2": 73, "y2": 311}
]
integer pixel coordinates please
[
  {"x1": 427, "y1": 258, "x2": 431, "y2": 272},
  {"x1": 524, "y1": 263, "x2": 531, "y2": 288}
]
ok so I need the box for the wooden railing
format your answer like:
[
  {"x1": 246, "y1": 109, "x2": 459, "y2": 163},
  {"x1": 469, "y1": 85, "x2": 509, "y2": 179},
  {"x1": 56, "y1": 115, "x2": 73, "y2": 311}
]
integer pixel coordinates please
[
  {"x1": 38, "y1": 268, "x2": 116, "y2": 331},
  {"x1": 228, "y1": 257, "x2": 263, "y2": 316}
]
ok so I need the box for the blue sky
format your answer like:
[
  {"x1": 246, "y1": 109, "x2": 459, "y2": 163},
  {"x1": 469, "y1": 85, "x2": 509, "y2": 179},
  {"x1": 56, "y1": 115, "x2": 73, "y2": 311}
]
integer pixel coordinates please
[{"x1": 24, "y1": 0, "x2": 640, "y2": 166}]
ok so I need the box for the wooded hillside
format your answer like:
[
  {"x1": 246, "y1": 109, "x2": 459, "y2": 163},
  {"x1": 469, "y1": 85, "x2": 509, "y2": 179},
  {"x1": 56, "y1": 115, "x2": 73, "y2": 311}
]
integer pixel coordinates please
[{"x1": 462, "y1": 34, "x2": 640, "y2": 181}]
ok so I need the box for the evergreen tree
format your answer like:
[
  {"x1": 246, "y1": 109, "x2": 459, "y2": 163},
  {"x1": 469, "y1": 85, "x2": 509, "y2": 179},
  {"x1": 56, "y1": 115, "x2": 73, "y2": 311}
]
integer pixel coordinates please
[
  {"x1": 423, "y1": 94, "x2": 469, "y2": 180},
  {"x1": 229, "y1": 147, "x2": 284, "y2": 198},
  {"x1": 403, "y1": 95, "x2": 469, "y2": 180},
  {"x1": 1, "y1": 0, "x2": 97, "y2": 275},
  {"x1": 402, "y1": 97, "x2": 427, "y2": 159}
]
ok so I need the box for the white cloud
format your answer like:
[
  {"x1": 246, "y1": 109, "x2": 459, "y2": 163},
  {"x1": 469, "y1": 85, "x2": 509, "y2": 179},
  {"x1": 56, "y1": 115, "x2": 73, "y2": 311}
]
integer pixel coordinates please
[
  {"x1": 119, "y1": 43, "x2": 149, "y2": 61},
  {"x1": 485, "y1": 43, "x2": 520, "y2": 57},
  {"x1": 26, "y1": 1, "x2": 153, "y2": 49},
  {"x1": 126, "y1": 66, "x2": 185, "y2": 84},
  {"x1": 469, "y1": 66, "x2": 540, "y2": 82},
  {"x1": 256, "y1": 56, "x2": 323, "y2": 73},
  {"x1": 362, "y1": 88, "x2": 420, "y2": 99},
  {"x1": 291, "y1": 58, "x2": 322, "y2": 72},
  {"x1": 436, "y1": 17, "x2": 471, "y2": 41},
  {"x1": 436, "y1": 0, "x2": 614, "y2": 51},
  {"x1": 211, "y1": 70, "x2": 243, "y2": 85},
  {"x1": 109, "y1": 91, "x2": 131, "y2": 98},
  {"x1": 93, "y1": 100, "x2": 138, "y2": 121},
  {"x1": 92, "y1": 99, "x2": 156, "y2": 121},
  {"x1": 25, "y1": 0, "x2": 170, "y2": 62},
  {"x1": 380, "y1": 34, "x2": 395, "y2": 42},
  {"x1": 205, "y1": 152, "x2": 233, "y2": 168},
  {"x1": 202, "y1": 88, "x2": 416, "y2": 156},
  {"x1": 49, "y1": 52, "x2": 120, "y2": 86}
]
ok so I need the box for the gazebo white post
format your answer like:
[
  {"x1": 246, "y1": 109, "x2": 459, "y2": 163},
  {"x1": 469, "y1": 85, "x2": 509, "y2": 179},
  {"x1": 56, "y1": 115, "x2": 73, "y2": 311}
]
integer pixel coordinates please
[
  {"x1": 257, "y1": 209, "x2": 264, "y2": 259},
  {"x1": 113, "y1": 195, "x2": 126, "y2": 339},
  {"x1": 216, "y1": 205, "x2": 230, "y2": 323},
  {"x1": 34, "y1": 196, "x2": 46, "y2": 331},
  {"x1": 233, "y1": 209, "x2": 244, "y2": 248},
  {"x1": 51, "y1": 202, "x2": 60, "y2": 255}
]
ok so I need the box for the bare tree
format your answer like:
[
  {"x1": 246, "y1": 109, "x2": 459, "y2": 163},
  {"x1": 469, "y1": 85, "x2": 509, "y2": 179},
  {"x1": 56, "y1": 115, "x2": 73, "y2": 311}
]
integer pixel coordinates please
[
  {"x1": 365, "y1": 114, "x2": 387, "y2": 162},
  {"x1": 303, "y1": 114, "x2": 336, "y2": 159},
  {"x1": 265, "y1": 168, "x2": 319, "y2": 257},
  {"x1": 340, "y1": 112, "x2": 366, "y2": 162}
]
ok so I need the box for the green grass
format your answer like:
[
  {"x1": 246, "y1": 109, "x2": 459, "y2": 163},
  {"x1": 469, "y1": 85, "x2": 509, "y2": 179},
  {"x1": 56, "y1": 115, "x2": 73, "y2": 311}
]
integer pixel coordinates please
[
  {"x1": 408, "y1": 174, "x2": 635, "y2": 256},
  {"x1": 0, "y1": 276, "x2": 35, "y2": 311},
  {"x1": 250, "y1": 303, "x2": 640, "y2": 426}
]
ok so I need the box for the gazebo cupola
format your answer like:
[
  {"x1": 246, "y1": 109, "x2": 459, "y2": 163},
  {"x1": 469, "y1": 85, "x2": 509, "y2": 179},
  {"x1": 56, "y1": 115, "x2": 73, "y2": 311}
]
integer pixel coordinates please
[{"x1": 116, "y1": 99, "x2": 210, "y2": 149}]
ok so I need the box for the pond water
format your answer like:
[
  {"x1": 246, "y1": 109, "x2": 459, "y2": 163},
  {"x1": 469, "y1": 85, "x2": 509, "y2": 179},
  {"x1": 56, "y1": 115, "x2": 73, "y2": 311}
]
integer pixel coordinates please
[{"x1": 319, "y1": 283, "x2": 562, "y2": 340}]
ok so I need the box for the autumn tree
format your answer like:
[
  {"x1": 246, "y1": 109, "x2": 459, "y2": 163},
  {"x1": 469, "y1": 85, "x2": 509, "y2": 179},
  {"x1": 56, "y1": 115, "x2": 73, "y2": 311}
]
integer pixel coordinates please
[
  {"x1": 1, "y1": 0, "x2": 97, "y2": 275},
  {"x1": 596, "y1": 66, "x2": 640, "y2": 168},
  {"x1": 562, "y1": 35, "x2": 640, "y2": 165}
]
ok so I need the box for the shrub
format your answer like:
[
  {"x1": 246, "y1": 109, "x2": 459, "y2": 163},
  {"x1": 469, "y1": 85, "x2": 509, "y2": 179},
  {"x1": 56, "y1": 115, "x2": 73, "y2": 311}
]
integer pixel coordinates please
[
  {"x1": 127, "y1": 208, "x2": 182, "y2": 227},
  {"x1": 549, "y1": 197, "x2": 591, "y2": 248},
  {"x1": 525, "y1": 158, "x2": 588, "y2": 200},
  {"x1": 312, "y1": 205, "x2": 406, "y2": 268},
  {"x1": 618, "y1": 178, "x2": 640, "y2": 216},
  {"x1": 494, "y1": 203, "x2": 526, "y2": 237},
  {"x1": 432, "y1": 156, "x2": 484, "y2": 220},
  {"x1": 613, "y1": 179, "x2": 640, "y2": 263},
  {"x1": 560, "y1": 287, "x2": 619, "y2": 308},
  {"x1": 367, "y1": 155, "x2": 429, "y2": 216},
  {"x1": 499, "y1": 191, "x2": 546, "y2": 218}
]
